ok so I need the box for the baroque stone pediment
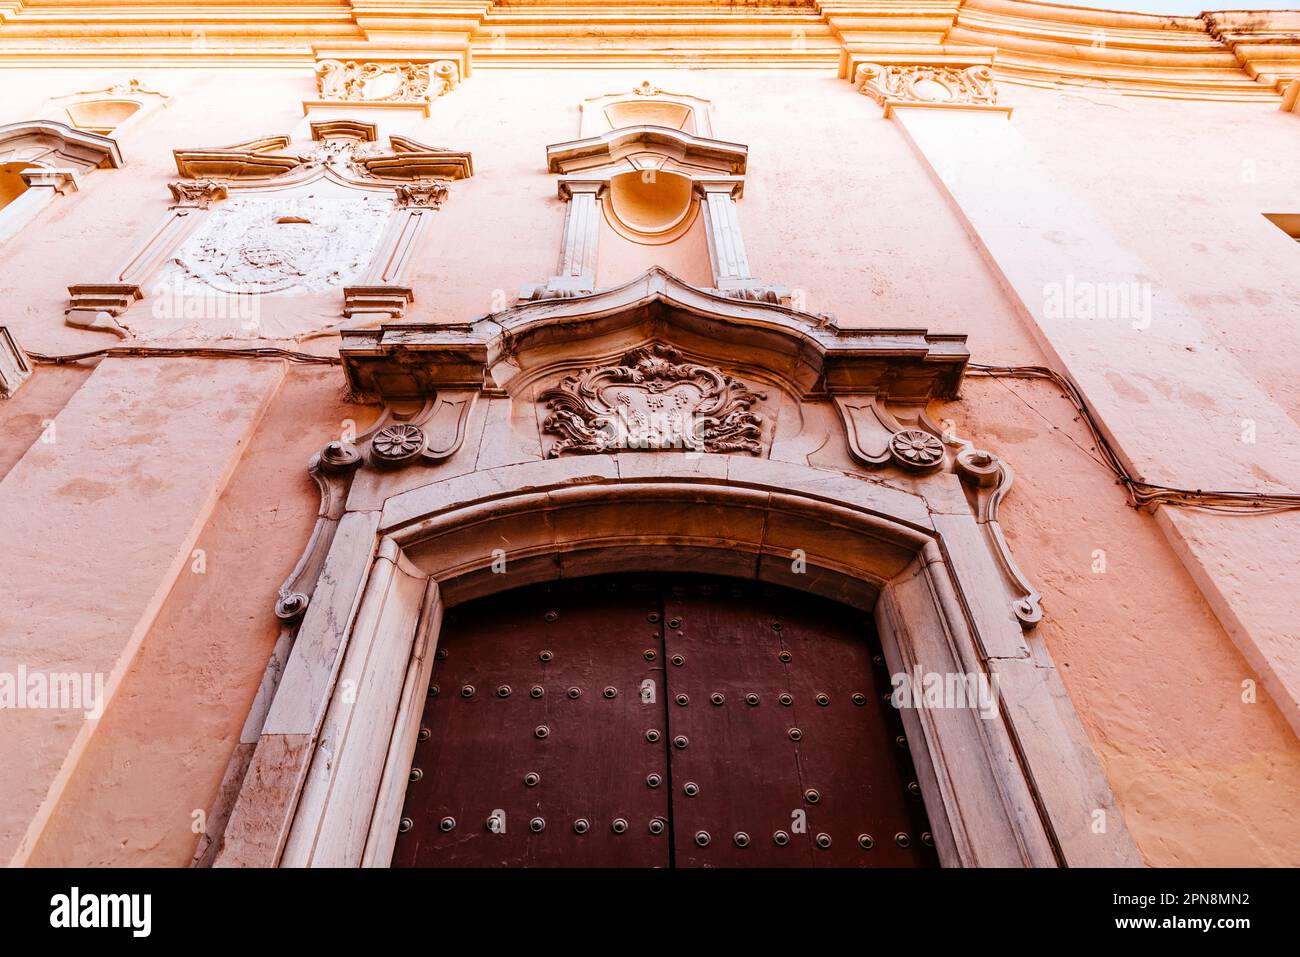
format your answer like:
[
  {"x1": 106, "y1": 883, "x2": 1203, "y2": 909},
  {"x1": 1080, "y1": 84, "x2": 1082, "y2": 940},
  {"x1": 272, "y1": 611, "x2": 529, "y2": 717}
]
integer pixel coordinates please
[
  {"x1": 320, "y1": 269, "x2": 1041, "y2": 634},
  {"x1": 546, "y1": 125, "x2": 748, "y2": 179},
  {"x1": 0, "y1": 119, "x2": 123, "y2": 172},
  {"x1": 339, "y1": 267, "x2": 969, "y2": 401}
]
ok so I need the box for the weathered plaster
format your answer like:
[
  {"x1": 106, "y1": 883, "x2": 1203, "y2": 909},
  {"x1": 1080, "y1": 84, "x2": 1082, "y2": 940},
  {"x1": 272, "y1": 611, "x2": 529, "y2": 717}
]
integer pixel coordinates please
[{"x1": 0, "y1": 356, "x2": 285, "y2": 866}]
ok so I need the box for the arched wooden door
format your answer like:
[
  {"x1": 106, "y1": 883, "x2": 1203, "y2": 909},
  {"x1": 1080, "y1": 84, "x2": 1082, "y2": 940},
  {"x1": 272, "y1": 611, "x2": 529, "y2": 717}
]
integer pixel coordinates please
[{"x1": 391, "y1": 573, "x2": 939, "y2": 867}]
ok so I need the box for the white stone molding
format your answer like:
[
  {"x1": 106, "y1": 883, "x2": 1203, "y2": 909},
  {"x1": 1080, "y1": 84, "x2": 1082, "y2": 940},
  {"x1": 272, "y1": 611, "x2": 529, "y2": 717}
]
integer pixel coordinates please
[
  {"x1": 47, "y1": 78, "x2": 171, "y2": 138},
  {"x1": 579, "y1": 82, "x2": 716, "y2": 138},
  {"x1": 341, "y1": 267, "x2": 968, "y2": 401},
  {"x1": 0, "y1": 119, "x2": 123, "y2": 171},
  {"x1": 0, "y1": 326, "x2": 32, "y2": 398},
  {"x1": 524, "y1": 180, "x2": 605, "y2": 299},
  {"x1": 695, "y1": 178, "x2": 786, "y2": 301},
  {"x1": 64, "y1": 283, "x2": 142, "y2": 338}
]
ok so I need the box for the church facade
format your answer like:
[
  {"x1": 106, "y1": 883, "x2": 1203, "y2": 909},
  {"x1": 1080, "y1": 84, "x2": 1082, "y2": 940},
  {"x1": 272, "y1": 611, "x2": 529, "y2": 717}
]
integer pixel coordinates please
[{"x1": 0, "y1": 0, "x2": 1298, "y2": 868}]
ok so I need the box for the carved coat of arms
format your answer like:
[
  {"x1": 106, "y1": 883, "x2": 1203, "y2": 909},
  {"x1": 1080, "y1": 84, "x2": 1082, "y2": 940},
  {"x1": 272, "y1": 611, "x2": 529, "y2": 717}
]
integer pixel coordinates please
[
  {"x1": 158, "y1": 193, "x2": 391, "y2": 295},
  {"x1": 540, "y1": 345, "x2": 765, "y2": 456}
]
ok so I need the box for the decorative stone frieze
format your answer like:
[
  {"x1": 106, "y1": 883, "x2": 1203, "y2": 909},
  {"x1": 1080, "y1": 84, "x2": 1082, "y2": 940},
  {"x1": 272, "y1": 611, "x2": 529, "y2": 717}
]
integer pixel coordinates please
[
  {"x1": 851, "y1": 61, "x2": 1011, "y2": 117},
  {"x1": 855, "y1": 63, "x2": 999, "y2": 107},
  {"x1": 315, "y1": 59, "x2": 460, "y2": 105}
]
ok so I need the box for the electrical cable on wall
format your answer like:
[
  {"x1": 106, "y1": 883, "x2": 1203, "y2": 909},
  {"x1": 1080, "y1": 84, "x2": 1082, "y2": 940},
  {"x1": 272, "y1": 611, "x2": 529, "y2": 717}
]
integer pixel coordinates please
[
  {"x1": 967, "y1": 364, "x2": 1300, "y2": 516},
  {"x1": 24, "y1": 347, "x2": 1300, "y2": 515},
  {"x1": 27, "y1": 345, "x2": 342, "y2": 366}
]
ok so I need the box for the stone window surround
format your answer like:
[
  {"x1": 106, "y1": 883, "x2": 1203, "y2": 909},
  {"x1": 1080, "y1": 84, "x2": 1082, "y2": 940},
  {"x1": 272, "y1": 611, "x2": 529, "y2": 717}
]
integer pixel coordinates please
[
  {"x1": 527, "y1": 124, "x2": 783, "y2": 303},
  {"x1": 0, "y1": 120, "x2": 122, "y2": 246},
  {"x1": 63, "y1": 119, "x2": 472, "y2": 337}
]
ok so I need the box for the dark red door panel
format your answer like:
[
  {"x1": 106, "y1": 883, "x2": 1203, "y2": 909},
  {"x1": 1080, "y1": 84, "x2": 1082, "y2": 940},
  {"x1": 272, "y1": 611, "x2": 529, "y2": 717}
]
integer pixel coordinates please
[
  {"x1": 392, "y1": 577, "x2": 670, "y2": 867},
  {"x1": 662, "y1": 580, "x2": 816, "y2": 866},
  {"x1": 760, "y1": 587, "x2": 939, "y2": 866},
  {"x1": 392, "y1": 573, "x2": 938, "y2": 868}
]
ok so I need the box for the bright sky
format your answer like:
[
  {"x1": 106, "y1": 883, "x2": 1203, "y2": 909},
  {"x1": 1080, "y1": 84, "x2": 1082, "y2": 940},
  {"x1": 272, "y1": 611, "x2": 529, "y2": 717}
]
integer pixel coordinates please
[{"x1": 1059, "y1": 0, "x2": 1296, "y2": 12}]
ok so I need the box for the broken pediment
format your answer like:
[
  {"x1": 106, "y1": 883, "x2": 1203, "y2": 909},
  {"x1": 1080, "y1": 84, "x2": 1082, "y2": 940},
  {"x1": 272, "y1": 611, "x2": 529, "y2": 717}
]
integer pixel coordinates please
[{"x1": 173, "y1": 123, "x2": 472, "y2": 185}]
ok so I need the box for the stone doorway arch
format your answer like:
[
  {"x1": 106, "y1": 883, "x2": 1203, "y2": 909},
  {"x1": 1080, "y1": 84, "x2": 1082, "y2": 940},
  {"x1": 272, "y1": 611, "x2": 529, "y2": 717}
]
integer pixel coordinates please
[
  {"x1": 214, "y1": 453, "x2": 1140, "y2": 869},
  {"x1": 209, "y1": 268, "x2": 1140, "y2": 868}
]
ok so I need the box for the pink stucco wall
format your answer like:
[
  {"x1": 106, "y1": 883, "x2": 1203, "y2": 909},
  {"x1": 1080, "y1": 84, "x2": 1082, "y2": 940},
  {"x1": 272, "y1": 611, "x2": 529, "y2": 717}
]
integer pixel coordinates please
[{"x1": 1, "y1": 64, "x2": 1297, "y2": 866}]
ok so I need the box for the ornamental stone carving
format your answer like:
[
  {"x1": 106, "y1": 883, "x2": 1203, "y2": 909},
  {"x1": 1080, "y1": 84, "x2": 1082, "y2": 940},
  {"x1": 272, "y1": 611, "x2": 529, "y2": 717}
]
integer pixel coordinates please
[
  {"x1": 394, "y1": 181, "x2": 449, "y2": 208},
  {"x1": 315, "y1": 60, "x2": 459, "y2": 104},
  {"x1": 889, "y1": 428, "x2": 946, "y2": 470},
  {"x1": 854, "y1": 63, "x2": 999, "y2": 108},
  {"x1": 166, "y1": 180, "x2": 228, "y2": 209},
  {"x1": 370, "y1": 423, "x2": 426, "y2": 466},
  {"x1": 540, "y1": 344, "x2": 765, "y2": 457}
]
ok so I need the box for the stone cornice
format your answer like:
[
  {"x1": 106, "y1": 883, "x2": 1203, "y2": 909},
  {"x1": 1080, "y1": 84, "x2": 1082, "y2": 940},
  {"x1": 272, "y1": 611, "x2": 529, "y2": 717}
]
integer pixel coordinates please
[
  {"x1": 0, "y1": 1, "x2": 1297, "y2": 101},
  {"x1": 338, "y1": 266, "x2": 969, "y2": 402}
]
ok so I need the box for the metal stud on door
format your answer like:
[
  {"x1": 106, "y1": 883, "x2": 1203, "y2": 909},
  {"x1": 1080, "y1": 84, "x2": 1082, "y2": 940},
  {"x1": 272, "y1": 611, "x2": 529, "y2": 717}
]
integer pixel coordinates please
[
  {"x1": 391, "y1": 578, "x2": 671, "y2": 867},
  {"x1": 662, "y1": 577, "x2": 939, "y2": 868},
  {"x1": 661, "y1": 580, "x2": 817, "y2": 866}
]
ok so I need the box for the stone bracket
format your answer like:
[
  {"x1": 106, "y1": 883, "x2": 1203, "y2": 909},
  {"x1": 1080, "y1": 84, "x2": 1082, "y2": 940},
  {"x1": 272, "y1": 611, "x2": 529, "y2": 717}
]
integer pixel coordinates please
[
  {"x1": 836, "y1": 394, "x2": 1043, "y2": 629},
  {"x1": 275, "y1": 442, "x2": 364, "y2": 622},
  {"x1": 343, "y1": 285, "x2": 414, "y2": 322},
  {"x1": 64, "y1": 282, "x2": 142, "y2": 339}
]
